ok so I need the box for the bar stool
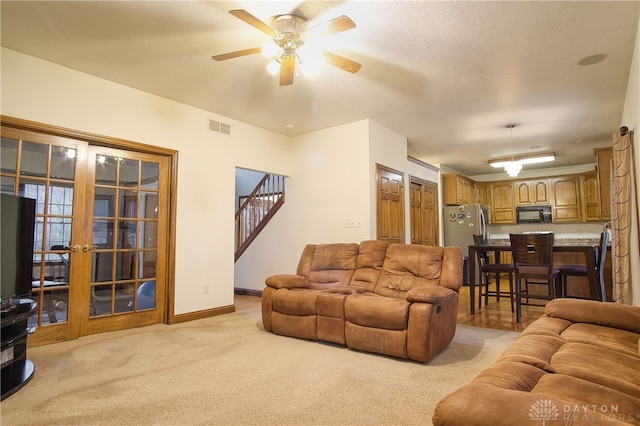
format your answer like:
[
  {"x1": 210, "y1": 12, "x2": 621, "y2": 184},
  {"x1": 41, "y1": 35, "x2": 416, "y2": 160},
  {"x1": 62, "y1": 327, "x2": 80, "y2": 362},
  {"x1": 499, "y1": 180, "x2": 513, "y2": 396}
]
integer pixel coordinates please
[
  {"x1": 473, "y1": 234, "x2": 515, "y2": 312},
  {"x1": 559, "y1": 224, "x2": 610, "y2": 302}
]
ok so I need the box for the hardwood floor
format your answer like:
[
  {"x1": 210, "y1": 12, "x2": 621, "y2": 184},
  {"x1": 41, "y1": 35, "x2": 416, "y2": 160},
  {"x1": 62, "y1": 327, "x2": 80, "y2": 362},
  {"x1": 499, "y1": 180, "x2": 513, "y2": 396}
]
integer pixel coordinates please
[{"x1": 235, "y1": 283, "x2": 543, "y2": 332}]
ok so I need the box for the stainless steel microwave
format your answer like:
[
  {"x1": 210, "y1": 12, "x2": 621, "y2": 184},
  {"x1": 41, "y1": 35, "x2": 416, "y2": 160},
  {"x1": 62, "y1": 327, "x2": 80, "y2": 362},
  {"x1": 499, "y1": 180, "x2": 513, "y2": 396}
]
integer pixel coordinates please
[{"x1": 516, "y1": 205, "x2": 552, "y2": 223}]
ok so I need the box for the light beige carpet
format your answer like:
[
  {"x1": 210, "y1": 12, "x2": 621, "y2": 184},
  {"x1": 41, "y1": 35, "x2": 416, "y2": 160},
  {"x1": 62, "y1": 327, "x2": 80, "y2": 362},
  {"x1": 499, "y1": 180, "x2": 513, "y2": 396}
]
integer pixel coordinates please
[{"x1": 1, "y1": 308, "x2": 519, "y2": 425}]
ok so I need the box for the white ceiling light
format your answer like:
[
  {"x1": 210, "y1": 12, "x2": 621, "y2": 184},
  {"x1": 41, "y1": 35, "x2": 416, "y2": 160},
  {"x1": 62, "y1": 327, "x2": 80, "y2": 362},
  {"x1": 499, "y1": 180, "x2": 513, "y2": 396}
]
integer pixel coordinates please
[
  {"x1": 488, "y1": 124, "x2": 556, "y2": 177},
  {"x1": 488, "y1": 152, "x2": 557, "y2": 169}
]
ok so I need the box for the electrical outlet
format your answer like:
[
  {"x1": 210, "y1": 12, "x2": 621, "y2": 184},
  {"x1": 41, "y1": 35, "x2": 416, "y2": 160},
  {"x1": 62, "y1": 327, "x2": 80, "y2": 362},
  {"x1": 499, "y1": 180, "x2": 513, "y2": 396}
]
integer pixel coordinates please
[{"x1": 203, "y1": 285, "x2": 208, "y2": 294}]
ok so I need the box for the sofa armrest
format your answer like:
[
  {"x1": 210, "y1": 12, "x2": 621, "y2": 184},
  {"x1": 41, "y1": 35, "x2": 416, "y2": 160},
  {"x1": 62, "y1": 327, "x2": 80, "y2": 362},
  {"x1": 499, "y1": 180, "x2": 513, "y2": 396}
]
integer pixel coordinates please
[
  {"x1": 544, "y1": 298, "x2": 640, "y2": 334},
  {"x1": 265, "y1": 274, "x2": 309, "y2": 289},
  {"x1": 406, "y1": 285, "x2": 456, "y2": 304}
]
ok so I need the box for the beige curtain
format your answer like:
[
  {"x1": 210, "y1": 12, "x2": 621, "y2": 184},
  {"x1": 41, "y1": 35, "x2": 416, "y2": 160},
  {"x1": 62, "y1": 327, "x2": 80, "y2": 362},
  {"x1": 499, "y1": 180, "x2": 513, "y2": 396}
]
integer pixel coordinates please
[{"x1": 611, "y1": 128, "x2": 637, "y2": 304}]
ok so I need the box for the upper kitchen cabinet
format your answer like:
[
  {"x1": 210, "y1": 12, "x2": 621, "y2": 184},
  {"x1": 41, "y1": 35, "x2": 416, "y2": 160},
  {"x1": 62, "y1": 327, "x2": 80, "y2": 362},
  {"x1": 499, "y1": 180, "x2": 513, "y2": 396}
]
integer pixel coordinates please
[
  {"x1": 594, "y1": 147, "x2": 613, "y2": 221},
  {"x1": 582, "y1": 169, "x2": 601, "y2": 222},
  {"x1": 475, "y1": 182, "x2": 490, "y2": 206},
  {"x1": 442, "y1": 173, "x2": 475, "y2": 205},
  {"x1": 490, "y1": 181, "x2": 515, "y2": 224},
  {"x1": 550, "y1": 176, "x2": 582, "y2": 222},
  {"x1": 514, "y1": 179, "x2": 550, "y2": 205}
]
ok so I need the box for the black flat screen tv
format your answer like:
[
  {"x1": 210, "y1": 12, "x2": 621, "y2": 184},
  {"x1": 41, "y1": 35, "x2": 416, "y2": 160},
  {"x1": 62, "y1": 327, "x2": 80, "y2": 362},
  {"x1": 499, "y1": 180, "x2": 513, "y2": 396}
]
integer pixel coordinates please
[{"x1": 1, "y1": 194, "x2": 36, "y2": 301}]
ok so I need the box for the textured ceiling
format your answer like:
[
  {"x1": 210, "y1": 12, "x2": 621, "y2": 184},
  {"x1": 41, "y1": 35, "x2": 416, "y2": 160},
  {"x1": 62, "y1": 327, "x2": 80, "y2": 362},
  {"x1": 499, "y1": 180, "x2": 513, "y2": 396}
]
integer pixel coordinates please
[{"x1": 1, "y1": 1, "x2": 638, "y2": 176}]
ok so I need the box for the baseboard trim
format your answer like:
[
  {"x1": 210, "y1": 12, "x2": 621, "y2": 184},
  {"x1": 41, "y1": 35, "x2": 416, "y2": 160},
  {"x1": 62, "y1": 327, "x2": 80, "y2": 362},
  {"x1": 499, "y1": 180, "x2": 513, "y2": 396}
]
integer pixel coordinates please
[
  {"x1": 172, "y1": 305, "x2": 235, "y2": 324},
  {"x1": 234, "y1": 287, "x2": 263, "y2": 297}
]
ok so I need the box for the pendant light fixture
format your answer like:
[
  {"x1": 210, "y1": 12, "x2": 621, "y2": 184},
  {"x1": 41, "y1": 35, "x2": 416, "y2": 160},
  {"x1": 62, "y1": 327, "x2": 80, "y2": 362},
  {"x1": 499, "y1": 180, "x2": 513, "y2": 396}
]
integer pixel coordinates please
[{"x1": 488, "y1": 124, "x2": 555, "y2": 177}]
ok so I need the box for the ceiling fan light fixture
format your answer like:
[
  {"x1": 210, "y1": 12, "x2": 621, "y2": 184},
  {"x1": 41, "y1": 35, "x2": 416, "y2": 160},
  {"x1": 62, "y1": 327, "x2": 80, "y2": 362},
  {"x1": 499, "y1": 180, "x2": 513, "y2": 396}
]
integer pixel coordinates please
[
  {"x1": 213, "y1": 9, "x2": 361, "y2": 86},
  {"x1": 266, "y1": 59, "x2": 280, "y2": 75}
]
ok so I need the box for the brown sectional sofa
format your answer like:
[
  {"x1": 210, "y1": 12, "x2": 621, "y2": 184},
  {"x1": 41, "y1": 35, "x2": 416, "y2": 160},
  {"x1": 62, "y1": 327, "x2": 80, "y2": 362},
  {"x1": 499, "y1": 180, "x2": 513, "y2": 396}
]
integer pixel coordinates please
[
  {"x1": 261, "y1": 240, "x2": 463, "y2": 362},
  {"x1": 433, "y1": 298, "x2": 640, "y2": 425}
]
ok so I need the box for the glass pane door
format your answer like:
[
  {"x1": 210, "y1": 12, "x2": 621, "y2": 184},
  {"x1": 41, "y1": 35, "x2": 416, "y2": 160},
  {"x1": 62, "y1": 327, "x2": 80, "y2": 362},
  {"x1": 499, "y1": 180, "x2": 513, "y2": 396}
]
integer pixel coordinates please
[
  {"x1": 83, "y1": 146, "x2": 167, "y2": 335},
  {"x1": 1, "y1": 128, "x2": 84, "y2": 344}
]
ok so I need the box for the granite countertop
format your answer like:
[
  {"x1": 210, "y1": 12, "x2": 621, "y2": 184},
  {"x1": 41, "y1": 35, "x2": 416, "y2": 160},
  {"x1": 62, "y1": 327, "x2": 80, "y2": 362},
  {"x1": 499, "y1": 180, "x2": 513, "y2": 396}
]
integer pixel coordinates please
[{"x1": 488, "y1": 238, "x2": 600, "y2": 246}]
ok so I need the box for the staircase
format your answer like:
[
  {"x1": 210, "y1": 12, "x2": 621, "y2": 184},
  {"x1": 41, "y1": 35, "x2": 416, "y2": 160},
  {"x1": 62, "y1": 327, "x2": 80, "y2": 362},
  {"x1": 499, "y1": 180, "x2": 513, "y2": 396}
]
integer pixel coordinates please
[{"x1": 235, "y1": 174, "x2": 285, "y2": 261}]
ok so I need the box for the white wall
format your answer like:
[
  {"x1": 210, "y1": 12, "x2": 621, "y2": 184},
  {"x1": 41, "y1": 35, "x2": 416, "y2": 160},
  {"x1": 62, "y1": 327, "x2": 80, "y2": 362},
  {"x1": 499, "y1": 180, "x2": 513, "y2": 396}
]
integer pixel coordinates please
[
  {"x1": 620, "y1": 14, "x2": 640, "y2": 306},
  {"x1": 1, "y1": 48, "x2": 293, "y2": 314},
  {"x1": 234, "y1": 120, "x2": 372, "y2": 291}
]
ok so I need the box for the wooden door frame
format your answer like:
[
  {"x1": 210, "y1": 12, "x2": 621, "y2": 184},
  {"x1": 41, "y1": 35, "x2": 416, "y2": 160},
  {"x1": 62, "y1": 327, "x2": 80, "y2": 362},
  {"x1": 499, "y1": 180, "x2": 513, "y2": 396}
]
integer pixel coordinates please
[{"x1": 1, "y1": 115, "x2": 179, "y2": 325}]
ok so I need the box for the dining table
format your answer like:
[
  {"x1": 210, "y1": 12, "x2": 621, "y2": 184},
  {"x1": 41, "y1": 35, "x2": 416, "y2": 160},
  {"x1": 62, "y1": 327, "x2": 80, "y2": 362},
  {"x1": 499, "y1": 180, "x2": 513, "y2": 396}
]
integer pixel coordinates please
[{"x1": 467, "y1": 241, "x2": 600, "y2": 315}]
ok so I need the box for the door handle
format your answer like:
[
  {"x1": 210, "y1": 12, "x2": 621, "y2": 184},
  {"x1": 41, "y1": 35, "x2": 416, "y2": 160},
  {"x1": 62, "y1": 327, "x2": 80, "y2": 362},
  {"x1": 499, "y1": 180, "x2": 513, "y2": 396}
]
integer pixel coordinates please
[{"x1": 82, "y1": 244, "x2": 97, "y2": 252}]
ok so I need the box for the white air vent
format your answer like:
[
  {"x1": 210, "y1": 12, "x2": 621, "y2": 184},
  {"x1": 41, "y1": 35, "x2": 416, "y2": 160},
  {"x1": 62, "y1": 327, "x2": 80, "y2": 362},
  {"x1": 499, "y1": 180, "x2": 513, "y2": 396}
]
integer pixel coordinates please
[{"x1": 209, "y1": 119, "x2": 231, "y2": 136}]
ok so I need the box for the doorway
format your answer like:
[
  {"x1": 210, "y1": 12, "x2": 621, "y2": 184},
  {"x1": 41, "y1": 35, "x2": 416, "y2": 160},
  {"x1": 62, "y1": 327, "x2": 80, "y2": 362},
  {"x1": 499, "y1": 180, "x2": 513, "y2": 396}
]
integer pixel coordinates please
[{"x1": 1, "y1": 120, "x2": 175, "y2": 346}]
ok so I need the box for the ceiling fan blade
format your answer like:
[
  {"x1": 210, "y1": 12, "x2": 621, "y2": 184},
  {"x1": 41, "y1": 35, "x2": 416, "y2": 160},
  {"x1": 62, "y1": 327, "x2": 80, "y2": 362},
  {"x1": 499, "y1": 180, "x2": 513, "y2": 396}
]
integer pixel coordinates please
[
  {"x1": 323, "y1": 51, "x2": 361, "y2": 74},
  {"x1": 279, "y1": 55, "x2": 295, "y2": 86},
  {"x1": 212, "y1": 47, "x2": 262, "y2": 61},
  {"x1": 229, "y1": 9, "x2": 277, "y2": 37},
  {"x1": 306, "y1": 15, "x2": 356, "y2": 38}
]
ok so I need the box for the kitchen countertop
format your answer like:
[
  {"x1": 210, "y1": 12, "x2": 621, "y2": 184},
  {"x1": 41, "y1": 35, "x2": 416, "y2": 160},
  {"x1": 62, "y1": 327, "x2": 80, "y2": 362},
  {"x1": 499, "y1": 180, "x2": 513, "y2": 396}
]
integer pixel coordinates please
[{"x1": 486, "y1": 238, "x2": 600, "y2": 246}]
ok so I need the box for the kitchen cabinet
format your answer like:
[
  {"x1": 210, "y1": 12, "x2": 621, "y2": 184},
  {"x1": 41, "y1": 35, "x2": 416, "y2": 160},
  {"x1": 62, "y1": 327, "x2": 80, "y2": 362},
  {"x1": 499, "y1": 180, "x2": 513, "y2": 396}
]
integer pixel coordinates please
[
  {"x1": 550, "y1": 176, "x2": 581, "y2": 222},
  {"x1": 582, "y1": 170, "x2": 600, "y2": 222},
  {"x1": 514, "y1": 179, "x2": 550, "y2": 205},
  {"x1": 594, "y1": 147, "x2": 613, "y2": 221},
  {"x1": 442, "y1": 173, "x2": 474, "y2": 205},
  {"x1": 442, "y1": 166, "x2": 607, "y2": 224},
  {"x1": 490, "y1": 181, "x2": 515, "y2": 223},
  {"x1": 475, "y1": 182, "x2": 490, "y2": 206}
]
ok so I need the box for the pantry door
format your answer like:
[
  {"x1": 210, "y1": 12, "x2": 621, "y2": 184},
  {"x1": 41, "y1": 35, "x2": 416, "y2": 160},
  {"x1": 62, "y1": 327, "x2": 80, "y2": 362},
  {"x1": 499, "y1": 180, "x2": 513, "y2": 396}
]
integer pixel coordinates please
[{"x1": 1, "y1": 123, "x2": 171, "y2": 345}]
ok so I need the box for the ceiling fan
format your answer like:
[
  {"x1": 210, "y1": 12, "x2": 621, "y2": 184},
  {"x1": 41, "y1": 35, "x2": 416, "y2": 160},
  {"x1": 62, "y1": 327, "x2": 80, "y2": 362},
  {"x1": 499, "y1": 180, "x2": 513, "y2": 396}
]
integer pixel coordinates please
[{"x1": 212, "y1": 9, "x2": 361, "y2": 86}]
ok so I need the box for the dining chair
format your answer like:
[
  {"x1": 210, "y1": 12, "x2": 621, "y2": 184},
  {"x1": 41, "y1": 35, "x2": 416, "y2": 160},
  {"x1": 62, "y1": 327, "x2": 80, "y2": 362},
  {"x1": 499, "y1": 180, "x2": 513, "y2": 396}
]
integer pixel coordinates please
[
  {"x1": 559, "y1": 224, "x2": 610, "y2": 302},
  {"x1": 509, "y1": 232, "x2": 561, "y2": 323},
  {"x1": 473, "y1": 234, "x2": 515, "y2": 312}
]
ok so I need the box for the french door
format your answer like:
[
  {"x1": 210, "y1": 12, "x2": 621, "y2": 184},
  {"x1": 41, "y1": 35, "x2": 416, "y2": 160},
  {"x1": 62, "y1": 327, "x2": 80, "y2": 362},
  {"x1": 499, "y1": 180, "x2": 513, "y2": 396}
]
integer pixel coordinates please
[{"x1": 1, "y1": 125, "x2": 170, "y2": 346}]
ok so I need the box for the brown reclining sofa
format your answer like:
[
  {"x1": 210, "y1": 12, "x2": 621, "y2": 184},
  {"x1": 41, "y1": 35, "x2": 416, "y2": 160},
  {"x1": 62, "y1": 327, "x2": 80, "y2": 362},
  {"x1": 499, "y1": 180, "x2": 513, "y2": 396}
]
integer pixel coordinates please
[
  {"x1": 433, "y1": 298, "x2": 640, "y2": 425},
  {"x1": 261, "y1": 240, "x2": 463, "y2": 363}
]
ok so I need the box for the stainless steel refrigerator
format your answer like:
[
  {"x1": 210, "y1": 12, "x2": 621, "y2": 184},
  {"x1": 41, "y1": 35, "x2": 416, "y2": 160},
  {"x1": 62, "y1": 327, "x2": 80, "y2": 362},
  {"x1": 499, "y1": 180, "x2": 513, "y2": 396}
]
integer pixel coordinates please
[{"x1": 443, "y1": 204, "x2": 489, "y2": 284}]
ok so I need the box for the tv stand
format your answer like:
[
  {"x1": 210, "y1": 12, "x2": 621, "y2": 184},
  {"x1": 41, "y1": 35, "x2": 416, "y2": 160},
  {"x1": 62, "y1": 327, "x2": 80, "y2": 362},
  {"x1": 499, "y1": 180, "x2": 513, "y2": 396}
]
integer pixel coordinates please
[{"x1": 1, "y1": 298, "x2": 36, "y2": 400}]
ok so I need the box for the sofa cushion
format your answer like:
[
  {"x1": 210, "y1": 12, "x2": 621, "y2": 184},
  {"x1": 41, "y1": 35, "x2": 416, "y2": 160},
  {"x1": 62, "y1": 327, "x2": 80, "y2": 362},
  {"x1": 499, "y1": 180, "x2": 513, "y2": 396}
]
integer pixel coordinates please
[
  {"x1": 296, "y1": 244, "x2": 317, "y2": 277},
  {"x1": 317, "y1": 292, "x2": 348, "y2": 318},
  {"x1": 551, "y1": 341, "x2": 640, "y2": 399},
  {"x1": 344, "y1": 292, "x2": 409, "y2": 330},
  {"x1": 350, "y1": 267, "x2": 382, "y2": 292},
  {"x1": 271, "y1": 289, "x2": 318, "y2": 316},
  {"x1": 559, "y1": 322, "x2": 640, "y2": 357},
  {"x1": 545, "y1": 298, "x2": 640, "y2": 334},
  {"x1": 382, "y1": 244, "x2": 444, "y2": 280},
  {"x1": 308, "y1": 243, "x2": 358, "y2": 289},
  {"x1": 356, "y1": 240, "x2": 388, "y2": 269},
  {"x1": 375, "y1": 273, "x2": 435, "y2": 298},
  {"x1": 374, "y1": 244, "x2": 445, "y2": 297}
]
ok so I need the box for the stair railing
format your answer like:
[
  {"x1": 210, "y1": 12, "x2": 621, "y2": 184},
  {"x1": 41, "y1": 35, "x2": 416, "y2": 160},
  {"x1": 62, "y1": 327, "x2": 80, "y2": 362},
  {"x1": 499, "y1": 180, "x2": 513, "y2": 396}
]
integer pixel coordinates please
[{"x1": 235, "y1": 174, "x2": 285, "y2": 261}]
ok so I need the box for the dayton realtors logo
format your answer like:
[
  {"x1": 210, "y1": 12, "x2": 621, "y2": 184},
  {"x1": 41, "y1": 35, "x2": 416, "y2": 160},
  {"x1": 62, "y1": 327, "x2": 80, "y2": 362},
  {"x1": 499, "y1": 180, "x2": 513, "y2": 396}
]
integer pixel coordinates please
[
  {"x1": 529, "y1": 399, "x2": 637, "y2": 424},
  {"x1": 529, "y1": 399, "x2": 560, "y2": 425}
]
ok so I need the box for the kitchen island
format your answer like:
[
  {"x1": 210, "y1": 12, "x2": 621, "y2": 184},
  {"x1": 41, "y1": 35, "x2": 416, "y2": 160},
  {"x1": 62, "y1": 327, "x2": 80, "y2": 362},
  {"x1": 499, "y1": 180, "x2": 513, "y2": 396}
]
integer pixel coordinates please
[{"x1": 468, "y1": 238, "x2": 611, "y2": 316}]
